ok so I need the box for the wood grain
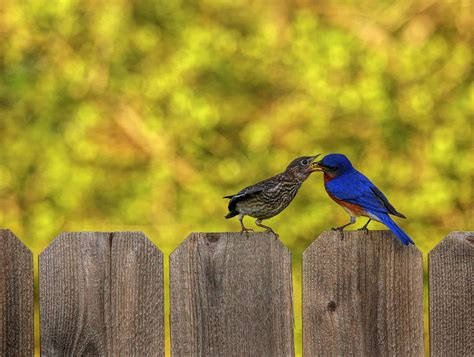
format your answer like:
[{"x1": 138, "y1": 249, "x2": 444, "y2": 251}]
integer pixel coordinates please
[
  {"x1": 429, "y1": 231, "x2": 473, "y2": 356},
  {"x1": 39, "y1": 231, "x2": 164, "y2": 356},
  {"x1": 0, "y1": 229, "x2": 34, "y2": 356},
  {"x1": 303, "y1": 230, "x2": 424, "y2": 356},
  {"x1": 170, "y1": 232, "x2": 294, "y2": 356}
]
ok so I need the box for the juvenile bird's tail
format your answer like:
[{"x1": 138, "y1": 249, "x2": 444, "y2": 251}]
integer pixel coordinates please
[
  {"x1": 225, "y1": 211, "x2": 238, "y2": 219},
  {"x1": 375, "y1": 213, "x2": 414, "y2": 246},
  {"x1": 223, "y1": 195, "x2": 238, "y2": 218}
]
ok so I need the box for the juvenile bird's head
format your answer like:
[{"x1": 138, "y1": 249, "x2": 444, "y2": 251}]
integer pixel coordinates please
[
  {"x1": 285, "y1": 155, "x2": 321, "y2": 180},
  {"x1": 312, "y1": 153, "x2": 353, "y2": 177}
]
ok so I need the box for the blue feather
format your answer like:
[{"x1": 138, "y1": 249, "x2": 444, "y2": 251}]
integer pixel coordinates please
[
  {"x1": 326, "y1": 170, "x2": 405, "y2": 216},
  {"x1": 373, "y1": 212, "x2": 414, "y2": 245}
]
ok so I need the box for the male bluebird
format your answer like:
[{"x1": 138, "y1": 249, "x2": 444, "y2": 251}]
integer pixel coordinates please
[{"x1": 313, "y1": 153, "x2": 414, "y2": 245}]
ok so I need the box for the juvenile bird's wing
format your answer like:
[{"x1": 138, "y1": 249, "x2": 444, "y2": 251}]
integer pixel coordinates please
[
  {"x1": 224, "y1": 176, "x2": 280, "y2": 212},
  {"x1": 224, "y1": 185, "x2": 264, "y2": 200},
  {"x1": 326, "y1": 170, "x2": 405, "y2": 217}
]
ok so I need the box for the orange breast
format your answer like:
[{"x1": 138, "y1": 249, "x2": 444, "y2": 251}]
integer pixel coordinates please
[{"x1": 324, "y1": 173, "x2": 367, "y2": 217}]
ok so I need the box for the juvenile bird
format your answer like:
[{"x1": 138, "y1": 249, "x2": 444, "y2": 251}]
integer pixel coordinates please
[
  {"x1": 313, "y1": 153, "x2": 414, "y2": 245},
  {"x1": 224, "y1": 155, "x2": 320, "y2": 235}
]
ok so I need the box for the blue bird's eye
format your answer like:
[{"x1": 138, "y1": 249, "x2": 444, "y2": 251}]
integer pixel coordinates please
[{"x1": 301, "y1": 159, "x2": 308, "y2": 165}]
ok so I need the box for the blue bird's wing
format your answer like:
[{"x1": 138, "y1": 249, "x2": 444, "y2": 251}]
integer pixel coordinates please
[
  {"x1": 326, "y1": 170, "x2": 404, "y2": 217},
  {"x1": 368, "y1": 184, "x2": 406, "y2": 218}
]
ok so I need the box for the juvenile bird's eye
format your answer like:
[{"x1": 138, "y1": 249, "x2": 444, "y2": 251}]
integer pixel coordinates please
[{"x1": 301, "y1": 159, "x2": 308, "y2": 165}]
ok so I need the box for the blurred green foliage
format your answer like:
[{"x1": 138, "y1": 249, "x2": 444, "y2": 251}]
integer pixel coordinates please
[{"x1": 0, "y1": 0, "x2": 472, "y2": 355}]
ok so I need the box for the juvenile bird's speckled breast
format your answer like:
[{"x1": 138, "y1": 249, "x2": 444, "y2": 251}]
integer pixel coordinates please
[{"x1": 236, "y1": 180, "x2": 302, "y2": 219}]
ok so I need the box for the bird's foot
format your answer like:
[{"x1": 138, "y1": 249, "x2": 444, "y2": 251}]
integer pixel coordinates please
[
  {"x1": 357, "y1": 227, "x2": 369, "y2": 234},
  {"x1": 331, "y1": 227, "x2": 345, "y2": 241},
  {"x1": 265, "y1": 229, "x2": 279, "y2": 240},
  {"x1": 241, "y1": 228, "x2": 254, "y2": 238}
]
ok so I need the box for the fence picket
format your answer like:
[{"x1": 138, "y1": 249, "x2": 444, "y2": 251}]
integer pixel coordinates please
[
  {"x1": 303, "y1": 230, "x2": 424, "y2": 356},
  {"x1": 429, "y1": 231, "x2": 474, "y2": 356},
  {"x1": 39, "y1": 231, "x2": 164, "y2": 356},
  {"x1": 170, "y1": 232, "x2": 294, "y2": 356},
  {"x1": 0, "y1": 229, "x2": 34, "y2": 356}
]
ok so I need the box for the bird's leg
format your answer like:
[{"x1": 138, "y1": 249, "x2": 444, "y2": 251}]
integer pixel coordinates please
[
  {"x1": 358, "y1": 219, "x2": 371, "y2": 232},
  {"x1": 332, "y1": 216, "x2": 356, "y2": 232},
  {"x1": 239, "y1": 214, "x2": 253, "y2": 235},
  {"x1": 255, "y1": 219, "x2": 279, "y2": 239}
]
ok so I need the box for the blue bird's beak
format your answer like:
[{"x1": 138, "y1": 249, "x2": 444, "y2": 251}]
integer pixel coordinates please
[
  {"x1": 311, "y1": 160, "x2": 325, "y2": 172},
  {"x1": 308, "y1": 154, "x2": 322, "y2": 172}
]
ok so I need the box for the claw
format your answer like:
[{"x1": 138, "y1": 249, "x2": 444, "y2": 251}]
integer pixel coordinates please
[
  {"x1": 241, "y1": 228, "x2": 254, "y2": 239},
  {"x1": 330, "y1": 227, "x2": 345, "y2": 240},
  {"x1": 266, "y1": 229, "x2": 279, "y2": 240}
]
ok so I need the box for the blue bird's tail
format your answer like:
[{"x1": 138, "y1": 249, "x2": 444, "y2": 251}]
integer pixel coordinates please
[{"x1": 375, "y1": 213, "x2": 414, "y2": 246}]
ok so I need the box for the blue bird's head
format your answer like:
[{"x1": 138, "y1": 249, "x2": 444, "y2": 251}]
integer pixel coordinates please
[{"x1": 312, "y1": 153, "x2": 354, "y2": 177}]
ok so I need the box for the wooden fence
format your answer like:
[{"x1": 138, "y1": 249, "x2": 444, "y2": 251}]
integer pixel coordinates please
[{"x1": 0, "y1": 228, "x2": 472, "y2": 356}]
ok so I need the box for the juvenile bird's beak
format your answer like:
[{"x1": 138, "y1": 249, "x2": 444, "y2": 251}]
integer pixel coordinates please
[{"x1": 308, "y1": 154, "x2": 322, "y2": 172}]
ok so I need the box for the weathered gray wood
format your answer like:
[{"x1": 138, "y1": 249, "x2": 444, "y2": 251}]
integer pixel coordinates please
[
  {"x1": 170, "y1": 232, "x2": 294, "y2": 356},
  {"x1": 429, "y1": 231, "x2": 473, "y2": 356},
  {"x1": 39, "y1": 232, "x2": 164, "y2": 356},
  {"x1": 303, "y1": 230, "x2": 424, "y2": 356},
  {"x1": 0, "y1": 229, "x2": 34, "y2": 356}
]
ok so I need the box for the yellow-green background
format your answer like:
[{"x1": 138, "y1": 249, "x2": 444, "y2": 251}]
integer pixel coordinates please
[{"x1": 0, "y1": 0, "x2": 472, "y2": 355}]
